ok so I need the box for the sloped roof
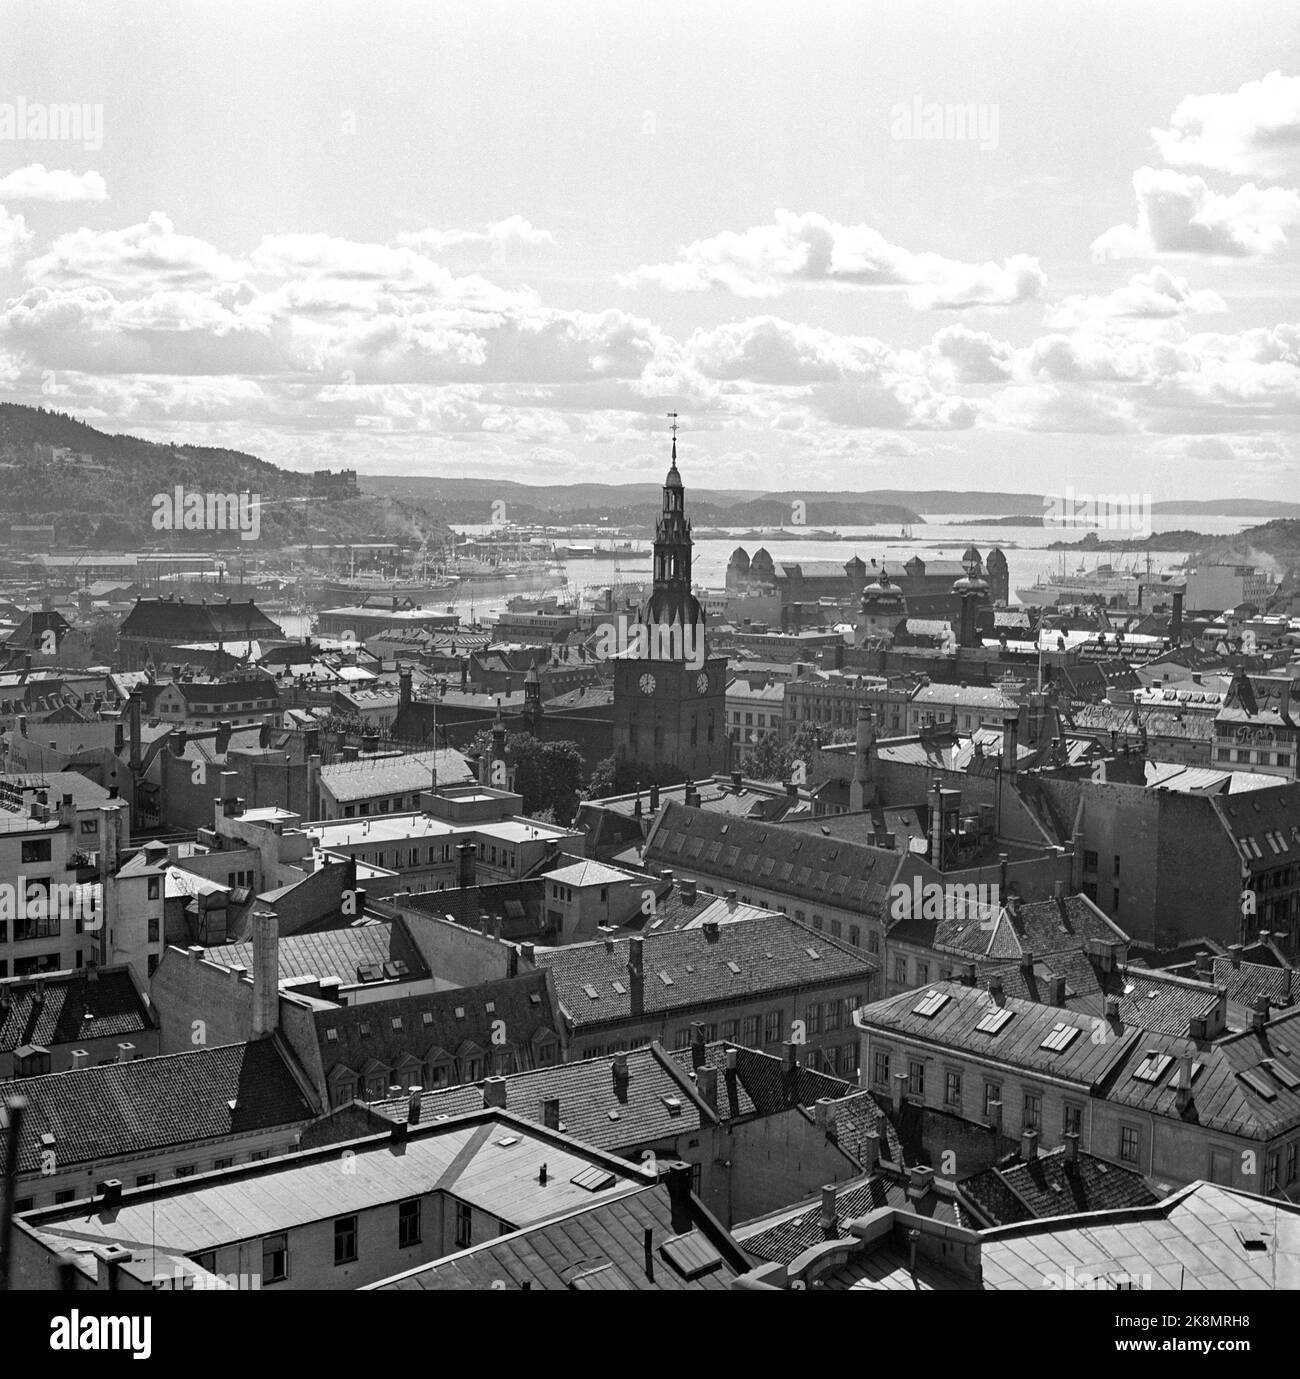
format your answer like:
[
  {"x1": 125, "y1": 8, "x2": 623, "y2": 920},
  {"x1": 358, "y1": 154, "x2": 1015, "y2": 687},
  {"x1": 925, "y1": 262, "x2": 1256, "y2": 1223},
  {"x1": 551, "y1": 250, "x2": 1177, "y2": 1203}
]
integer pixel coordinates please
[
  {"x1": 538, "y1": 914, "x2": 876, "y2": 1030},
  {"x1": 0, "y1": 967, "x2": 153, "y2": 1052},
  {"x1": 0, "y1": 1039, "x2": 315, "y2": 1173},
  {"x1": 668, "y1": 1041, "x2": 853, "y2": 1123},
  {"x1": 220, "y1": 919, "x2": 426, "y2": 985},
  {"x1": 318, "y1": 749, "x2": 473, "y2": 802},
  {"x1": 961, "y1": 1145, "x2": 1159, "y2": 1226},
  {"x1": 644, "y1": 801, "x2": 902, "y2": 922}
]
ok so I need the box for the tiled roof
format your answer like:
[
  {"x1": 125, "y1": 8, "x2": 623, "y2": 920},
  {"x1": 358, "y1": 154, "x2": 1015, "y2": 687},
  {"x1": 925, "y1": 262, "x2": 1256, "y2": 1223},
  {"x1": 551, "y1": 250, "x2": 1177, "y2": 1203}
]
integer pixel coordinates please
[
  {"x1": 320, "y1": 749, "x2": 474, "y2": 802},
  {"x1": 820, "y1": 1088, "x2": 909, "y2": 1168},
  {"x1": 1211, "y1": 957, "x2": 1297, "y2": 1011},
  {"x1": 0, "y1": 967, "x2": 153, "y2": 1052},
  {"x1": 644, "y1": 801, "x2": 902, "y2": 921},
  {"x1": 312, "y1": 968, "x2": 562, "y2": 1088},
  {"x1": 960, "y1": 1146, "x2": 1159, "y2": 1226},
  {"x1": 120, "y1": 598, "x2": 283, "y2": 641},
  {"x1": 668, "y1": 1041, "x2": 853, "y2": 1123},
  {"x1": 0, "y1": 1039, "x2": 315, "y2": 1173},
  {"x1": 538, "y1": 914, "x2": 876, "y2": 1031},
  {"x1": 369, "y1": 1179, "x2": 751, "y2": 1291},
  {"x1": 366, "y1": 1042, "x2": 710, "y2": 1150},
  {"x1": 1104, "y1": 967, "x2": 1224, "y2": 1037},
  {"x1": 738, "y1": 1172, "x2": 963, "y2": 1264}
]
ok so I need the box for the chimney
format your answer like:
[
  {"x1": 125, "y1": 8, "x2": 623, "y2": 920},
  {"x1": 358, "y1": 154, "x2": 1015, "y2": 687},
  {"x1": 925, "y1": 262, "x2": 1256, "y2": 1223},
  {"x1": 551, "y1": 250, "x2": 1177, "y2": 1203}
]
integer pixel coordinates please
[
  {"x1": 627, "y1": 937, "x2": 644, "y2": 1017},
  {"x1": 702, "y1": 919, "x2": 720, "y2": 942},
  {"x1": 929, "y1": 781, "x2": 944, "y2": 869},
  {"x1": 861, "y1": 1128, "x2": 879, "y2": 1171},
  {"x1": 988, "y1": 974, "x2": 1004, "y2": 1004},
  {"x1": 1228, "y1": 944, "x2": 1243, "y2": 969},
  {"x1": 1019, "y1": 949, "x2": 1034, "y2": 977},
  {"x1": 116, "y1": 1042, "x2": 135, "y2": 1063},
  {"x1": 998, "y1": 852, "x2": 1009, "y2": 897},
  {"x1": 819, "y1": 1185, "x2": 838, "y2": 1240},
  {"x1": 128, "y1": 690, "x2": 142, "y2": 772},
  {"x1": 1047, "y1": 973, "x2": 1066, "y2": 1006},
  {"x1": 784, "y1": 1040, "x2": 799, "y2": 1073},
  {"x1": 612, "y1": 1050, "x2": 630, "y2": 1084},
  {"x1": 520, "y1": 942, "x2": 535, "y2": 964},
  {"x1": 251, "y1": 908, "x2": 280, "y2": 1037},
  {"x1": 1252, "y1": 995, "x2": 1270, "y2": 1032},
  {"x1": 1175, "y1": 1054, "x2": 1195, "y2": 1111},
  {"x1": 815, "y1": 1096, "x2": 837, "y2": 1134},
  {"x1": 541, "y1": 1097, "x2": 560, "y2": 1129},
  {"x1": 215, "y1": 720, "x2": 232, "y2": 755},
  {"x1": 680, "y1": 878, "x2": 697, "y2": 904},
  {"x1": 961, "y1": 962, "x2": 977, "y2": 987},
  {"x1": 408, "y1": 1088, "x2": 423, "y2": 1125},
  {"x1": 1021, "y1": 1127, "x2": 1038, "y2": 1161},
  {"x1": 457, "y1": 841, "x2": 477, "y2": 889},
  {"x1": 731, "y1": 769, "x2": 742, "y2": 789},
  {"x1": 1063, "y1": 1130, "x2": 1080, "y2": 1165},
  {"x1": 1053, "y1": 879, "x2": 1065, "y2": 902},
  {"x1": 483, "y1": 1076, "x2": 508, "y2": 1109},
  {"x1": 1001, "y1": 712, "x2": 1018, "y2": 773},
  {"x1": 691, "y1": 1022, "x2": 707, "y2": 1069},
  {"x1": 70, "y1": 1049, "x2": 89, "y2": 1070},
  {"x1": 893, "y1": 1070, "x2": 909, "y2": 1112},
  {"x1": 1171, "y1": 587, "x2": 1184, "y2": 642},
  {"x1": 96, "y1": 1179, "x2": 123, "y2": 1211},
  {"x1": 664, "y1": 1162, "x2": 693, "y2": 1234},
  {"x1": 907, "y1": 1164, "x2": 935, "y2": 1200},
  {"x1": 696, "y1": 1067, "x2": 718, "y2": 1112},
  {"x1": 1105, "y1": 995, "x2": 1120, "y2": 1024},
  {"x1": 1194, "y1": 949, "x2": 1212, "y2": 979},
  {"x1": 399, "y1": 668, "x2": 412, "y2": 708}
]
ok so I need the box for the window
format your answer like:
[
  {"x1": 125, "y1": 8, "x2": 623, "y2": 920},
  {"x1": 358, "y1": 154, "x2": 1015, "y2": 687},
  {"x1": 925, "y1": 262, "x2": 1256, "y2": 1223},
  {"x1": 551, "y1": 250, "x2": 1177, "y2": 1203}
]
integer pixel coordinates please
[
  {"x1": 944, "y1": 1070, "x2": 962, "y2": 1108},
  {"x1": 673, "y1": 1028, "x2": 693, "y2": 1050},
  {"x1": 213, "y1": 1157, "x2": 233, "y2": 1171},
  {"x1": 54, "y1": 1189, "x2": 76, "y2": 1204},
  {"x1": 1063, "y1": 1103, "x2": 1082, "y2": 1137},
  {"x1": 455, "y1": 1201, "x2": 472, "y2": 1248},
  {"x1": 916, "y1": 961, "x2": 929, "y2": 984},
  {"x1": 1083, "y1": 850, "x2": 1098, "y2": 873},
  {"x1": 174, "y1": 1165, "x2": 195, "y2": 1178},
  {"x1": 825, "y1": 1002, "x2": 842, "y2": 1033},
  {"x1": 763, "y1": 1009, "x2": 784, "y2": 1045},
  {"x1": 984, "y1": 1083, "x2": 1001, "y2": 1119},
  {"x1": 1289, "y1": 1142, "x2": 1299, "y2": 1185},
  {"x1": 908, "y1": 1059, "x2": 924, "y2": 1097},
  {"x1": 148, "y1": 917, "x2": 160, "y2": 943},
  {"x1": 1023, "y1": 1092, "x2": 1041, "y2": 1129},
  {"x1": 147, "y1": 877, "x2": 160, "y2": 901},
  {"x1": 334, "y1": 1215, "x2": 358, "y2": 1265},
  {"x1": 135, "y1": 1173, "x2": 155, "y2": 1187},
  {"x1": 873, "y1": 1050, "x2": 890, "y2": 1087},
  {"x1": 867, "y1": 930, "x2": 880, "y2": 954},
  {"x1": 21, "y1": 839, "x2": 51, "y2": 864},
  {"x1": 741, "y1": 1015, "x2": 760, "y2": 1047},
  {"x1": 805, "y1": 1002, "x2": 823, "y2": 1037},
  {"x1": 1266, "y1": 1150, "x2": 1280, "y2": 1193},
  {"x1": 147, "y1": 955, "x2": 159, "y2": 978},
  {"x1": 894, "y1": 957, "x2": 908, "y2": 984},
  {"x1": 849, "y1": 925, "x2": 861, "y2": 947},
  {"x1": 399, "y1": 1198, "x2": 422, "y2": 1248},
  {"x1": 1120, "y1": 1125, "x2": 1140, "y2": 1164},
  {"x1": 260, "y1": 1233, "x2": 288, "y2": 1282}
]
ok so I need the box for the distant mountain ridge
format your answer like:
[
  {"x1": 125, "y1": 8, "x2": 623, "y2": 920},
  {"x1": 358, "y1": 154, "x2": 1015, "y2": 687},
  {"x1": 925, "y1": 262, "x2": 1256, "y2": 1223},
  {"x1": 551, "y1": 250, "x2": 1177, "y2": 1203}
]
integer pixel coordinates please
[{"x1": 0, "y1": 405, "x2": 448, "y2": 548}]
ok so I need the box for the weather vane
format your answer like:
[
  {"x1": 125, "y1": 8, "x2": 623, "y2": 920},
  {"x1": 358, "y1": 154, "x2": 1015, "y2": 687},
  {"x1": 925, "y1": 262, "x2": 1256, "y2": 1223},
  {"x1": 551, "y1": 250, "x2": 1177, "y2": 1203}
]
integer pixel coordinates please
[{"x1": 667, "y1": 411, "x2": 679, "y2": 460}]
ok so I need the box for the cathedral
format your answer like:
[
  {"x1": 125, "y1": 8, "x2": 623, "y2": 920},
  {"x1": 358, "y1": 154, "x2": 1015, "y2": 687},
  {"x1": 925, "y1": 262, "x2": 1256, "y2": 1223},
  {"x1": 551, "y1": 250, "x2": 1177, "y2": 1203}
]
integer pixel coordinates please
[{"x1": 611, "y1": 424, "x2": 729, "y2": 779}]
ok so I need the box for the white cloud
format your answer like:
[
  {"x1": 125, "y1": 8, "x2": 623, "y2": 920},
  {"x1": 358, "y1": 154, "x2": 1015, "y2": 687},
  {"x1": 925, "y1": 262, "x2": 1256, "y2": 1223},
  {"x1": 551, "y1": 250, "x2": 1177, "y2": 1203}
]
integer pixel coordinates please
[
  {"x1": 397, "y1": 215, "x2": 555, "y2": 264},
  {"x1": 620, "y1": 208, "x2": 1044, "y2": 309},
  {"x1": 0, "y1": 164, "x2": 107, "y2": 203},
  {"x1": 26, "y1": 212, "x2": 246, "y2": 288},
  {"x1": 1092, "y1": 167, "x2": 1300, "y2": 260},
  {"x1": 1153, "y1": 71, "x2": 1300, "y2": 180},
  {"x1": 0, "y1": 206, "x2": 31, "y2": 269},
  {"x1": 1044, "y1": 267, "x2": 1227, "y2": 328}
]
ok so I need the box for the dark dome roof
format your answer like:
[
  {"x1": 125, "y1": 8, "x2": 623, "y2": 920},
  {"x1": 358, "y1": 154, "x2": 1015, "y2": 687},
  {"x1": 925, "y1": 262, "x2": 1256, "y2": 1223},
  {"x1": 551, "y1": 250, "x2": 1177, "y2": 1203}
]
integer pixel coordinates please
[
  {"x1": 862, "y1": 567, "x2": 905, "y2": 608},
  {"x1": 665, "y1": 461, "x2": 683, "y2": 489}
]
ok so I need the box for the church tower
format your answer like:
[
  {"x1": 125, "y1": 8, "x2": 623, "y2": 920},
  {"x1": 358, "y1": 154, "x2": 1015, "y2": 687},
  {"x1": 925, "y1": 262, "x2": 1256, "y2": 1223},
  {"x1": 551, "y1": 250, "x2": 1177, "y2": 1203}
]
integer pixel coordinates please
[{"x1": 611, "y1": 417, "x2": 729, "y2": 780}]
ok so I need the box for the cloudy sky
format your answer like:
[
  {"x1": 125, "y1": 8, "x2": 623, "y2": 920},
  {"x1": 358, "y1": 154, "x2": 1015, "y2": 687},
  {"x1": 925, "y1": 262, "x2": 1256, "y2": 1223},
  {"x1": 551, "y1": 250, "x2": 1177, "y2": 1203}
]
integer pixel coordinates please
[{"x1": 0, "y1": 0, "x2": 1298, "y2": 500}]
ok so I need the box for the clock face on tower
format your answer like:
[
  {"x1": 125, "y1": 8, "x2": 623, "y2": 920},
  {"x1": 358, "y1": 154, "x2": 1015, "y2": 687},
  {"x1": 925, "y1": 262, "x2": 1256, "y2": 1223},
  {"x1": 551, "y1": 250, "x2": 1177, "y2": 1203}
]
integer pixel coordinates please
[
  {"x1": 695, "y1": 671, "x2": 710, "y2": 694},
  {"x1": 639, "y1": 672, "x2": 657, "y2": 695}
]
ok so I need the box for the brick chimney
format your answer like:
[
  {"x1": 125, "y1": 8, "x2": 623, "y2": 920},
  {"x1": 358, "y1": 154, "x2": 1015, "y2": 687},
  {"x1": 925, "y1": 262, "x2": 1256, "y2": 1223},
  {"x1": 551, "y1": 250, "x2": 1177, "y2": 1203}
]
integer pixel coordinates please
[
  {"x1": 696, "y1": 1066, "x2": 718, "y2": 1113},
  {"x1": 1021, "y1": 1127, "x2": 1038, "y2": 1160},
  {"x1": 819, "y1": 1185, "x2": 838, "y2": 1240},
  {"x1": 627, "y1": 937, "x2": 644, "y2": 1017},
  {"x1": 483, "y1": 1076, "x2": 508, "y2": 1109},
  {"x1": 250, "y1": 909, "x2": 279, "y2": 1037}
]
